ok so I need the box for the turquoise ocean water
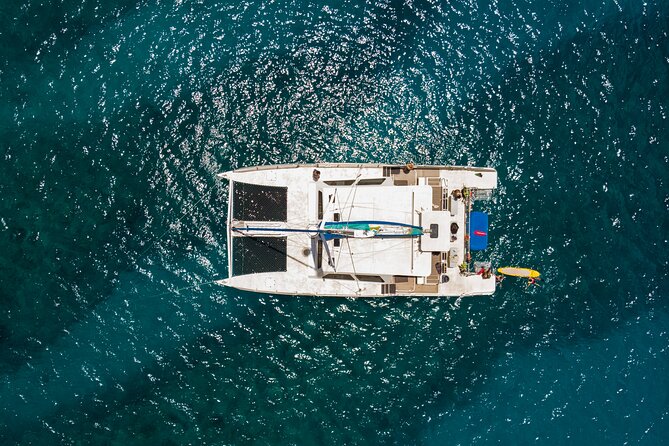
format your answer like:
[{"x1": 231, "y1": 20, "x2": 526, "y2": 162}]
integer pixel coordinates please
[{"x1": 1, "y1": 0, "x2": 668, "y2": 443}]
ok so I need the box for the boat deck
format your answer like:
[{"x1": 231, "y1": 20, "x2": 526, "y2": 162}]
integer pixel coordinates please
[{"x1": 217, "y1": 163, "x2": 497, "y2": 297}]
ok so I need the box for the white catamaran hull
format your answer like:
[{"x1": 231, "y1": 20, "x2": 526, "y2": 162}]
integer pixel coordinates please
[{"x1": 217, "y1": 163, "x2": 498, "y2": 297}]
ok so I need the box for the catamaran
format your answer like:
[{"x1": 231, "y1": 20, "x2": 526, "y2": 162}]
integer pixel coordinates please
[{"x1": 216, "y1": 163, "x2": 497, "y2": 297}]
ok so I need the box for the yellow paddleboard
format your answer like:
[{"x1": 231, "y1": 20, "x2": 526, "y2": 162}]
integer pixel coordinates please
[{"x1": 497, "y1": 267, "x2": 541, "y2": 278}]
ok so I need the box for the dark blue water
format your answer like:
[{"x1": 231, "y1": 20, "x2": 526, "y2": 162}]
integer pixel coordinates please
[{"x1": 1, "y1": 0, "x2": 668, "y2": 443}]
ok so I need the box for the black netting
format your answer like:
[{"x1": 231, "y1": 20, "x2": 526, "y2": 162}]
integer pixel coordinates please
[
  {"x1": 233, "y1": 237, "x2": 287, "y2": 276},
  {"x1": 233, "y1": 182, "x2": 287, "y2": 221}
]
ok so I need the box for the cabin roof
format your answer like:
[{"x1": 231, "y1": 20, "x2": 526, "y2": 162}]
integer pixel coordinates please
[{"x1": 320, "y1": 185, "x2": 433, "y2": 277}]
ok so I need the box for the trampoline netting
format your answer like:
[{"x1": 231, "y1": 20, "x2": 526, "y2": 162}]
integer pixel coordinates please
[
  {"x1": 232, "y1": 236, "x2": 287, "y2": 276},
  {"x1": 232, "y1": 182, "x2": 287, "y2": 222}
]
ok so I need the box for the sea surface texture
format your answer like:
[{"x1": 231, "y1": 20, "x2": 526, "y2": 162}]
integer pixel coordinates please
[{"x1": 1, "y1": 0, "x2": 668, "y2": 444}]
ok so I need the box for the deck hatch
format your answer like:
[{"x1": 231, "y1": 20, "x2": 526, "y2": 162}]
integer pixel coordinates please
[
  {"x1": 233, "y1": 236, "x2": 287, "y2": 276},
  {"x1": 469, "y1": 212, "x2": 488, "y2": 251},
  {"x1": 233, "y1": 182, "x2": 287, "y2": 221}
]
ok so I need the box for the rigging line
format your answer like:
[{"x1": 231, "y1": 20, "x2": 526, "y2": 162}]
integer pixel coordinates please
[
  {"x1": 319, "y1": 272, "x2": 363, "y2": 295},
  {"x1": 334, "y1": 189, "x2": 347, "y2": 269},
  {"x1": 250, "y1": 189, "x2": 333, "y2": 228},
  {"x1": 344, "y1": 235, "x2": 361, "y2": 294},
  {"x1": 264, "y1": 216, "x2": 330, "y2": 267},
  {"x1": 320, "y1": 234, "x2": 335, "y2": 270},
  {"x1": 345, "y1": 175, "x2": 361, "y2": 224},
  {"x1": 232, "y1": 226, "x2": 317, "y2": 250},
  {"x1": 341, "y1": 176, "x2": 362, "y2": 293},
  {"x1": 231, "y1": 214, "x2": 312, "y2": 226},
  {"x1": 283, "y1": 215, "x2": 321, "y2": 225},
  {"x1": 340, "y1": 204, "x2": 414, "y2": 215},
  {"x1": 334, "y1": 276, "x2": 365, "y2": 296},
  {"x1": 335, "y1": 240, "x2": 407, "y2": 257},
  {"x1": 233, "y1": 227, "x2": 320, "y2": 234},
  {"x1": 232, "y1": 228, "x2": 330, "y2": 261},
  {"x1": 336, "y1": 167, "x2": 362, "y2": 222},
  {"x1": 316, "y1": 187, "x2": 338, "y2": 234},
  {"x1": 339, "y1": 172, "x2": 362, "y2": 294},
  {"x1": 321, "y1": 189, "x2": 337, "y2": 224},
  {"x1": 331, "y1": 173, "x2": 362, "y2": 269},
  {"x1": 281, "y1": 235, "x2": 321, "y2": 253},
  {"x1": 236, "y1": 231, "x2": 319, "y2": 272}
]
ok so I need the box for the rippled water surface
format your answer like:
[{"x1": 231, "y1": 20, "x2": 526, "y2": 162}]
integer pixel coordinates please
[{"x1": 1, "y1": 0, "x2": 668, "y2": 443}]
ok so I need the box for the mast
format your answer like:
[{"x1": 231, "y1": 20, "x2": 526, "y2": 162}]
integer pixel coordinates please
[{"x1": 232, "y1": 221, "x2": 425, "y2": 239}]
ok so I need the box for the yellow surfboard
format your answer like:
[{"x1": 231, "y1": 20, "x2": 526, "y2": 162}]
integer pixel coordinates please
[{"x1": 497, "y1": 267, "x2": 541, "y2": 278}]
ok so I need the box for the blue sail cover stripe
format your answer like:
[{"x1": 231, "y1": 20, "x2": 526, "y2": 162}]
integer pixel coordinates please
[
  {"x1": 234, "y1": 221, "x2": 423, "y2": 241},
  {"x1": 322, "y1": 233, "x2": 421, "y2": 240},
  {"x1": 469, "y1": 212, "x2": 488, "y2": 251},
  {"x1": 322, "y1": 221, "x2": 423, "y2": 240}
]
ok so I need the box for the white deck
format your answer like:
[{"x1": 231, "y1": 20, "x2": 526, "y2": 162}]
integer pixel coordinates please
[
  {"x1": 217, "y1": 163, "x2": 498, "y2": 297},
  {"x1": 321, "y1": 185, "x2": 432, "y2": 277}
]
